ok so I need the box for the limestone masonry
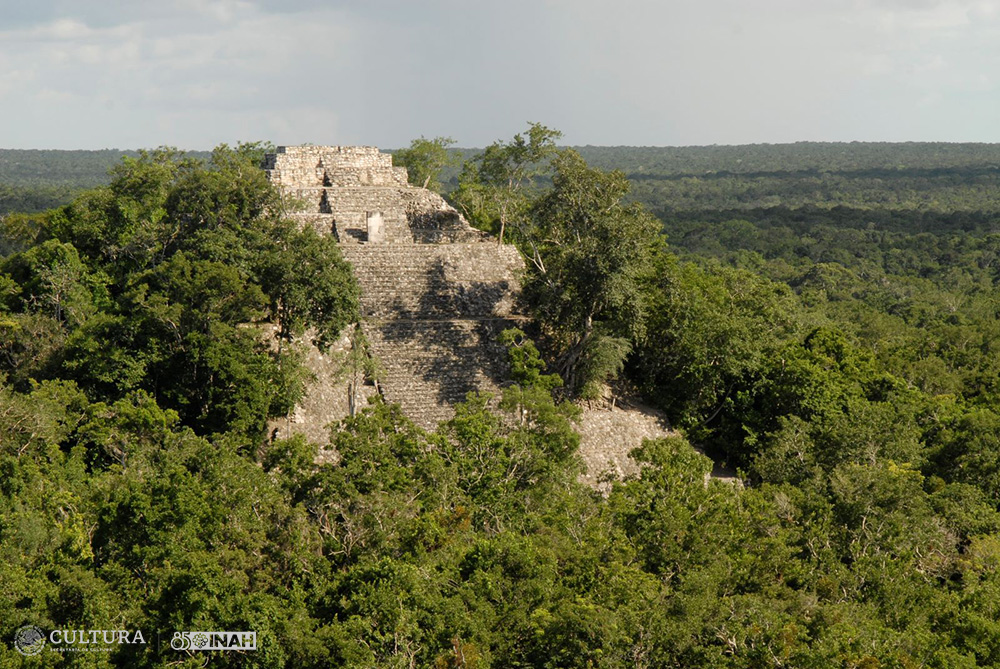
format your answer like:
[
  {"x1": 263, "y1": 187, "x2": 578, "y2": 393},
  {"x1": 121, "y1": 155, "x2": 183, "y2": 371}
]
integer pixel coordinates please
[{"x1": 265, "y1": 145, "x2": 525, "y2": 429}]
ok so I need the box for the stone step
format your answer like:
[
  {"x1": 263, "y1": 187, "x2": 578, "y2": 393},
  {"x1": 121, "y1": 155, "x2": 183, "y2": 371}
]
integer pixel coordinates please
[
  {"x1": 341, "y1": 243, "x2": 523, "y2": 318},
  {"x1": 287, "y1": 186, "x2": 416, "y2": 214},
  {"x1": 361, "y1": 318, "x2": 519, "y2": 429},
  {"x1": 341, "y1": 243, "x2": 522, "y2": 277}
]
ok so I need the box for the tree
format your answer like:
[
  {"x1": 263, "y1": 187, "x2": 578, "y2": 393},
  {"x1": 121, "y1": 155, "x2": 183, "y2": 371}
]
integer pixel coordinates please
[
  {"x1": 255, "y1": 222, "x2": 360, "y2": 351},
  {"x1": 452, "y1": 123, "x2": 561, "y2": 253},
  {"x1": 1, "y1": 144, "x2": 359, "y2": 443},
  {"x1": 394, "y1": 136, "x2": 459, "y2": 192},
  {"x1": 1, "y1": 238, "x2": 99, "y2": 327},
  {"x1": 46, "y1": 148, "x2": 189, "y2": 279},
  {"x1": 526, "y1": 150, "x2": 663, "y2": 394},
  {"x1": 634, "y1": 257, "x2": 795, "y2": 439}
]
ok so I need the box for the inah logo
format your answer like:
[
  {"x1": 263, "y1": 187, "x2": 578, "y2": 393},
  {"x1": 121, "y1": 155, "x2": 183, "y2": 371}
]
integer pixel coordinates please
[
  {"x1": 14, "y1": 625, "x2": 46, "y2": 656},
  {"x1": 171, "y1": 631, "x2": 256, "y2": 651}
]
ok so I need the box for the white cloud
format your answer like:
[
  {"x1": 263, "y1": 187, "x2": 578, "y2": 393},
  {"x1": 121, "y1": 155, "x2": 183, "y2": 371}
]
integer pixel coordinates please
[
  {"x1": 0, "y1": 4, "x2": 366, "y2": 147},
  {"x1": 0, "y1": 0, "x2": 997, "y2": 148}
]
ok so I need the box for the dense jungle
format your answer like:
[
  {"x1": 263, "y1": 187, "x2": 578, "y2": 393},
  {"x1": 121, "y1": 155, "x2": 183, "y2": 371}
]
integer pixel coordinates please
[{"x1": 4, "y1": 131, "x2": 1000, "y2": 667}]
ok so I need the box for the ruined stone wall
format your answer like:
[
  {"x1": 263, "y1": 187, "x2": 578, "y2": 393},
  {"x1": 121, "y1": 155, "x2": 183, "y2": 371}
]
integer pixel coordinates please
[
  {"x1": 265, "y1": 145, "x2": 408, "y2": 188},
  {"x1": 266, "y1": 145, "x2": 524, "y2": 430},
  {"x1": 285, "y1": 187, "x2": 486, "y2": 244}
]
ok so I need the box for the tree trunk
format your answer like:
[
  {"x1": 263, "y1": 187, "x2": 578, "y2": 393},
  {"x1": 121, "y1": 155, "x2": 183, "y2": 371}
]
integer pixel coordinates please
[{"x1": 557, "y1": 315, "x2": 594, "y2": 391}]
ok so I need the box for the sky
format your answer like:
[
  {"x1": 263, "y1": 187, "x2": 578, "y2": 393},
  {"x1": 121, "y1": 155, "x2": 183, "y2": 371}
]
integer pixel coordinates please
[{"x1": 0, "y1": 0, "x2": 998, "y2": 149}]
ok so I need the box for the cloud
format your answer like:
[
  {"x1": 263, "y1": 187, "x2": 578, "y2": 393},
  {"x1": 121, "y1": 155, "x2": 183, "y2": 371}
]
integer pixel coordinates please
[
  {"x1": 0, "y1": 0, "x2": 997, "y2": 148},
  {"x1": 0, "y1": 3, "x2": 364, "y2": 148}
]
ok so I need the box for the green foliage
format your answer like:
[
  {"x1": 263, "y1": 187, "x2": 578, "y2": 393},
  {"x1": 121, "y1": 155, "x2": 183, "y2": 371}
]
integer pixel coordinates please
[
  {"x1": 455, "y1": 129, "x2": 666, "y2": 397},
  {"x1": 634, "y1": 255, "x2": 795, "y2": 436},
  {"x1": 7, "y1": 138, "x2": 1000, "y2": 667},
  {"x1": 1, "y1": 238, "x2": 101, "y2": 326},
  {"x1": 0, "y1": 144, "x2": 359, "y2": 442},
  {"x1": 394, "y1": 136, "x2": 459, "y2": 192},
  {"x1": 576, "y1": 332, "x2": 631, "y2": 400},
  {"x1": 0, "y1": 211, "x2": 50, "y2": 255},
  {"x1": 451, "y1": 122, "x2": 561, "y2": 247},
  {"x1": 256, "y1": 223, "x2": 359, "y2": 349},
  {"x1": 525, "y1": 149, "x2": 662, "y2": 392},
  {"x1": 498, "y1": 328, "x2": 561, "y2": 392}
]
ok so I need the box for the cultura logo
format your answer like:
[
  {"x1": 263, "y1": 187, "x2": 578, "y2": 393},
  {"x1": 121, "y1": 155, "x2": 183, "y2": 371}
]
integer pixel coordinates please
[
  {"x1": 12, "y1": 625, "x2": 147, "y2": 655},
  {"x1": 14, "y1": 625, "x2": 46, "y2": 656}
]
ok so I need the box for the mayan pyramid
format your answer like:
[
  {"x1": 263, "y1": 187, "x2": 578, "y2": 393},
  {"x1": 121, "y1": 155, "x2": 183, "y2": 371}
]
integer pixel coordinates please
[{"x1": 264, "y1": 145, "x2": 524, "y2": 429}]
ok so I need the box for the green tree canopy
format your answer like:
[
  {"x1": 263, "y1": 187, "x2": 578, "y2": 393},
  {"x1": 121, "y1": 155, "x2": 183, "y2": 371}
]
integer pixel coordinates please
[
  {"x1": 452, "y1": 122, "x2": 561, "y2": 252},
  {"x1": 0, "y1": 144, "x2": 358, "y2": 442},
  {"x1": 525, "y1": 149, "x2": 663, "y2": 395},
  {"x1": 394, "y1": 136, "x2": 459, "y2": 192}
]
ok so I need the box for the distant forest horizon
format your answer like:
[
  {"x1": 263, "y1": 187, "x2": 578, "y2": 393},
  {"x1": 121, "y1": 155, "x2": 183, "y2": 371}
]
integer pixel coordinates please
[{"x1": 4, "y1": 141, "x2": 1000, "y2": 216}]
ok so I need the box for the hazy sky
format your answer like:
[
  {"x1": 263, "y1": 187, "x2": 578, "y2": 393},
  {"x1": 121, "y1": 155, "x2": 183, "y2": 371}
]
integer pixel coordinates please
[{"x1": 1, "y1": 0, "x2": 998, "y2": 149}]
